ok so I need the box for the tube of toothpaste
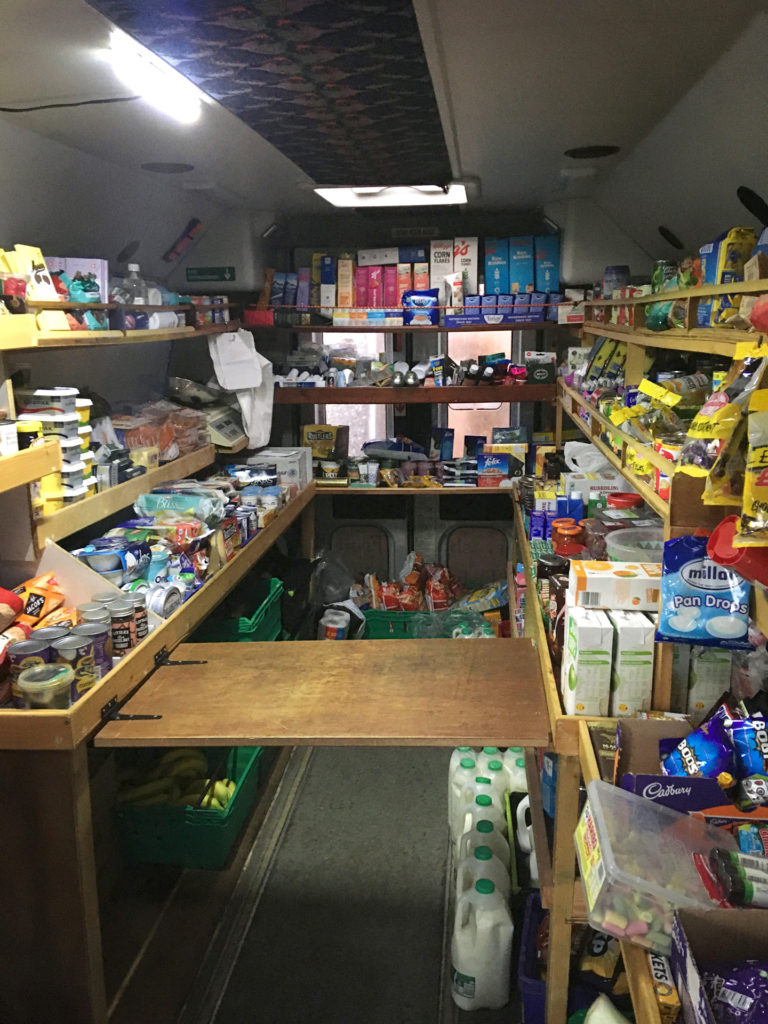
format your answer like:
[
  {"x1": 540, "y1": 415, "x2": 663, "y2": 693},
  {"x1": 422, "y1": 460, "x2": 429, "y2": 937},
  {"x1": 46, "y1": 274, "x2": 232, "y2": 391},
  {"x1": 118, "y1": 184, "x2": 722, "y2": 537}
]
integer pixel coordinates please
[{"x1": 656, "y1": 534, "x2": 752, "y2": 650}]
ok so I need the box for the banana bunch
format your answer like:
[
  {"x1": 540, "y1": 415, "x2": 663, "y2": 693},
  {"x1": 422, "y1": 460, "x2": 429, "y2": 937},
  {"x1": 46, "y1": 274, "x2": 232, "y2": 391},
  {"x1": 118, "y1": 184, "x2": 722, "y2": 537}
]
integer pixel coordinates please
[{"x1": 117, "y1": 748, "x2": 236, "y2": 811}]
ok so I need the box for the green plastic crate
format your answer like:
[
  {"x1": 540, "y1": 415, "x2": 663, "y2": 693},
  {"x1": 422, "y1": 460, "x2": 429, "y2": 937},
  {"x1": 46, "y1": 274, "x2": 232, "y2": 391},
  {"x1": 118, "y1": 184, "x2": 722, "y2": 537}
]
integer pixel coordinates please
[
  {"x1": 116, "y1": 747, "x2": 263, "y2": 869},
  {"x1": 191, "y1": 576, "x2": 283, "y2": 643},
  {"x1": 363, "y1": 608, "x2": 423, "y2": 638}
]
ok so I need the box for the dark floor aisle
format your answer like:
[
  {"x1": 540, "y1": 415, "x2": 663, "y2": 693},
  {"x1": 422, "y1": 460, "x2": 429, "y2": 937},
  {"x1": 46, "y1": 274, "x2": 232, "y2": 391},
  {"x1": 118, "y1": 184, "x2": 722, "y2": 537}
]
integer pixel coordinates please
[{"x1": 207, "y1": 747, "x2": 521, "y2": 1024}]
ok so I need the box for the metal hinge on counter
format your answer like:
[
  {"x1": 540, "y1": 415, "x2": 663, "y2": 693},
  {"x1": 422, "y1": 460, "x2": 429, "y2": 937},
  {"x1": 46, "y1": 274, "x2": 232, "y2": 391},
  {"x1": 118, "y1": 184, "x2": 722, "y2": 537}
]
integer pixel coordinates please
[
  {"x1": 100, "y1": 696, "x2": 162, "y2": 722},
  {"x1": 153, "y1": 646, "x2": 208, "y2": 669}
]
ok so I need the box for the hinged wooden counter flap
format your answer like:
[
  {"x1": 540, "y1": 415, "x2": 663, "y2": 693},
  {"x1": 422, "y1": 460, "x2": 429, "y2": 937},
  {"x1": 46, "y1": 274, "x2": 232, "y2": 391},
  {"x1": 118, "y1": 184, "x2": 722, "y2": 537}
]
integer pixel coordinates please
[{"x1": 95, "y1": 638, "x2": 550, "y2": 748}]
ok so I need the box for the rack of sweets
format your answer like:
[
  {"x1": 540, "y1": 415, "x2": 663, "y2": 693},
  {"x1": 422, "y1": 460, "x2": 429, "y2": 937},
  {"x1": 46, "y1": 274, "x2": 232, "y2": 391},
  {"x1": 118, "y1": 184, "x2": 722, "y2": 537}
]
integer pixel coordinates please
[
  {"x1": 0, "y1": 440, "x2": 61, "y2": 494},
  {"x1": 510, "y1": 498, "x2": 670, "y2": 1024}
]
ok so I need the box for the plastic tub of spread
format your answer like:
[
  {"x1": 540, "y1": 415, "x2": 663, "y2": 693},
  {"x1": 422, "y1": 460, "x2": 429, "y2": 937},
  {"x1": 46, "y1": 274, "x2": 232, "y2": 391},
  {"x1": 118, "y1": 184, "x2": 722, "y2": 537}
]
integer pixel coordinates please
[
  {"x1": 81, "y1": 451, "x2": 95, "y2": 478},
  {"x1": 574, "y1": 780, "x2": 736, "y2": 956},
  {"x1": 39, "y1": 470, "x2": 62, "y2": 495},
  {"x1": 606, "y1": 492, "x2": 644, "y2": 510},
  {"x1": 59, "y1": 436, "x2": 83, "y2": 464},
  {"x1": 75, "y1": 398, "x2": 92, "y2": 424},
  {"x1": 15, "y1": 386, "x2": 79, "y2": 416},
  {"x1": 60, "y1": 461, "x2": 85, "y2": 489},
  {"x1": 78, "y1": 424, "x2": 92, "y2": 451},
  {"x1": 16, "y1": 663, "x2": 74, "y2": 709},
  {"x1": 16, "y1": 420, "x2": 42, "y2": 449},
  {"x1": 605, "y1": 527, "x2": 665, "y2": 563},
  {"x1": 61, "y1": 484, "x2": 87, "y2": 505},
  {"x1": 85, "y1": 477, "x2": 97, "y2": 498},
  {"x1": 40, "y1": 492, "x2": 65, "y2": 516},
  {"x1": 18, "y1": 411, "x2": 79, "y2": 439}
]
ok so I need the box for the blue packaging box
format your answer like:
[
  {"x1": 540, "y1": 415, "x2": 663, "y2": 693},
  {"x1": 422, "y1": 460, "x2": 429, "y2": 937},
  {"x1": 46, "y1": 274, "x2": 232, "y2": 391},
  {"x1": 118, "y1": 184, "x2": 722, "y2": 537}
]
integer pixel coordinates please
[
  {"x1": 478, "y1": 451, "x2": 509, "y2": 477},
  {"x1": 535, "y1": 235, "x2": 560, "y2": 293},
  {"x1": 509, "y1": 236, "x2": 534, "y2": 293},
  {"x1": 481, "y1": 294, "x2": 497, "y2": 314},
  {"x1": 430, "y1": 427, "x2": 455, "y2": 461},
  {"x1": 512, "y1": 291, "x2": 547, "y2": 322},
  {"x1": 464, "y1": 294, "x2": 482, "y2": 309},
  {"x1": 484, "y1": 237, "x2": 510, "y2": 294},
  {"x1": 464, "y1": 434, "x2": 487, "y2": 457},
  {"x1": 545, "y1": 509, "x2": 558, "y2": 539},
  {"x1": 320, "y1": 256, "x2": 335, "y2": 284},
  {"x1": 398, "y1": 246, "x2": 427, "y2": 263},
  {"x1": 546, "y1": 291, "x2": 564, "y2": 321},
  {"x1": 529, "y1": 510, "x2": 546, "y2": 540},
  {"x1": 496, "y1": 293, "x2": 515, "y2": 318}
]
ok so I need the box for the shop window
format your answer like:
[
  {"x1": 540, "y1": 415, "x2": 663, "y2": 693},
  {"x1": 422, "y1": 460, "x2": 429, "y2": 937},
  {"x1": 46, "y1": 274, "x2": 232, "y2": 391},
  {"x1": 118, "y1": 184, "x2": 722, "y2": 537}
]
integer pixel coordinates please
[
  {"x1": 441, "y1": 525, "x2": 508, "y2": 587},
  {"x1": 316, "y1": 332, "x2": 391, "y2": 456},
  {"x1": 446, "y1": 331, "x2": 512, "y2": 456}
]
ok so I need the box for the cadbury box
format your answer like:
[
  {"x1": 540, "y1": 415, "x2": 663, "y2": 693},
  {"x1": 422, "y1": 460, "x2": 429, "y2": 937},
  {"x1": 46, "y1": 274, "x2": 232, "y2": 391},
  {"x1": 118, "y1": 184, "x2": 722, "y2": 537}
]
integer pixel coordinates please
[
  {"x1": 671, "y1": 908, "x2": 768, "y2": 1024},
  {"x1": 617, "y1": 718, "x2": 768, "y2": 824}
]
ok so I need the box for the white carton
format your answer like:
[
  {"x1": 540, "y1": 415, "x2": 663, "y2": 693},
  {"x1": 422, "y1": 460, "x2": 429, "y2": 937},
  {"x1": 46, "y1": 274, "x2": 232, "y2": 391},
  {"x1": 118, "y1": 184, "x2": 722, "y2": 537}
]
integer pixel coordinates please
[
  {"x1": 608, "y1": 610, "x2": 655, "y2": 716},
  {"x1": 559, "y1": 471, "x2": 634, "y2": 500},
  {"x1": 568, "y1": 561, "x2": 662, "y2": 612},
  {"x1": 561, "y1": 605, "x2": 613, "y2": 716},
  {"x1": 430, "y1": 239, "x2": 454, "y2": 308},
  {"x1": 357, "y1": 247, "x2": 399, "y2": 267},
  {"x1": 687, "y1": 646, "x2": 732, "y2": 722},
  {"x1": 453, "y1": 237, "x2": 478, "y2": 294},
  {"x1": 247, "y1": 447, "x2": 313, "y2": 489}
]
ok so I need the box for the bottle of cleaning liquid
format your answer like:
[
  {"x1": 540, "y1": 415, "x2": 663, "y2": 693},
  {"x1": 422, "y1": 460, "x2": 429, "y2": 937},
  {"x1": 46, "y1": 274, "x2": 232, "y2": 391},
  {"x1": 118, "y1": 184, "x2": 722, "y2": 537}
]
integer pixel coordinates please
[
  {"x1": 448, "y1": 757, "x2": 478, "y2": 830},
  {"x1": 448, "y1": 747, "x2": 477, "y2": 806},
  {"x1": 456, "y1": 845, "x2": 510, "y2": 901},
  {"x1": 503, "y1": 747, "x2": 527, "y2": 793},
  {"x1": 122, "y1": 263, "x2": 148, "y2": 304},
  {"x1": 457, "y1": 818, "x2": 511, "y2": 868},
  {"x1": 515, "y1": 795, "x2": 539, "y2": 887},
  {"x1": 451, "y1": 879, "x2": 514, "y2": 1011},
  {"x1": 476, "y1": 746, "x2": 501, "y2": 774},
  {"x1": 454, "y1": 794, "x2": 506, "y2": 852}
]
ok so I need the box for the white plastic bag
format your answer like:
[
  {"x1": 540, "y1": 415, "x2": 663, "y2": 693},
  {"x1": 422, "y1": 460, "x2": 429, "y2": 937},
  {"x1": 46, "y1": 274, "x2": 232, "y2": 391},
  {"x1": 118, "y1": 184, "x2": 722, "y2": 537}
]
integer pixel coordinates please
[{"x1": 564, "y1": 440, "x2": 613, "y2": 474}]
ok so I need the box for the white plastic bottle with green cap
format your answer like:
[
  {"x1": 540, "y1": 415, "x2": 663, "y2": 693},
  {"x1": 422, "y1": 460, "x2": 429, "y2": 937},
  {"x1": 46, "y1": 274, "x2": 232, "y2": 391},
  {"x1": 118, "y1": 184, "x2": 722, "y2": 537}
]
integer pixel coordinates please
[
  {"x1": 457, "y1": 818, "x2": 510, "y2": 868},
  {"x1": 450, "y1": 879, "x2": 514, "y2": 1011},
  {"x1": 454, "y1": 794, "x2": 506, "y2": 852},
  {"x1": 452, "y1": 776, "x2": 495, "y2": 837},
  {"x1": 476, "y1": 746, "x2": 501, "y2": 775},
  {"x1": 482, "y1": 760, "x2": 508, "y2": 803},
  {"x1": 503, "y1": 747, "x2": 527, "y2": 793},
  {"x1": 448, "y1": 747, "x2": 477, "y2": 807},
  {"x1": 456, "y1": 845, "x2": 510, "y2": 901},
  {"x1": 448, "y1": 757, "x2": 478, "y2": 830}
]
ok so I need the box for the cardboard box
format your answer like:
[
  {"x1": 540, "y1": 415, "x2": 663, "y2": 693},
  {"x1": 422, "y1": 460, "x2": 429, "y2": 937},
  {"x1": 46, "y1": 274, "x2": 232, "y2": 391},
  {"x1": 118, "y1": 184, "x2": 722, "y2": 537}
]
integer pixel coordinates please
[
  {"x1": 320, "y1": 256, "x2": 335, "y2": 317},
  {"x1": 671, "y1": 909, "x2": 768, "y2": 1024},
  {"x1": 383, "y1": 265, "x2": 398, "y2": 309},
  {"x1": 508, "y1": 235, "x2": 534, "y2": 293},
  {"x1": 413, "y1": 262, "x2": 429, "y2": 290},
  {"x1": 357, "y1": 247, "x2": 398, "y2": 266},
  {"x1": 464, "y1": 434, "x2": 486, "y2": 457},
  {"x1": 525, "y1": 350, "x2": 557, "y2": 384},
  {"x1": 484, "y1": 237, "x2": 509, "y2": 294},
  {"x1": 561, "y1": 605, "x2": 613, "y2": 715},
  {"x1": 296, "y1": 266, "x2": 310, "y2": 311},
  {"x1": 608, "y1": 610, "x2": 654, "y2": 716},
  {"x1": 354, "y1": 265, "x2": 369, "y2": 307},
  {"x1": 430, "y1": 239, "x2": 454, "y2": 308},
  {"x1": 559, "y1": 470, "x2": 633, "y2": 500},
  {"x1": 336, "y1": 259, "x2": 354, "y2": 308},
  {"x1": 396, "y1": 263, "x2": 411, "y2": 303},
  {"x1": 247, "y1": 447, "x2": 313, "y2": 489},
  {"x1": 310, "y1": 252, "x2": 325, "y2": 311},
  {"x1": 477, "y1": 451, "x2": 524, "y2": 484},
  {"x1": 398, "y1": 246, "x2": 427, "y2": 263},
  {"x1": 429, "y1": 427, "x2": 455, "y2": 461},
  {"x1": 568, "y1": 561, "x2": 662, "y2": 612},
  {"x1": 534, "y1": 235, "x2": 560, "y2": 293},
  {"x1": 368, "y1": 266, "x2": 383, "y2": 308},
  {"x1": 46, "y1": 256, "x2": 110, "y2": 304},
  {"x1": 454, "y1": 236, "x2": 478, "y2": 293}
]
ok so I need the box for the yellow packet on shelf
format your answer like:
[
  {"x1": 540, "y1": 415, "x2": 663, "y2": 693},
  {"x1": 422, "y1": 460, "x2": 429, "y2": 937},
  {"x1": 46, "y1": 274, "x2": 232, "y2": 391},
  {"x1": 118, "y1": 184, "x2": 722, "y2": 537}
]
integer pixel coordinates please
[{"x1": 735, "y1": 388, "x2": 768, "y2": 546}]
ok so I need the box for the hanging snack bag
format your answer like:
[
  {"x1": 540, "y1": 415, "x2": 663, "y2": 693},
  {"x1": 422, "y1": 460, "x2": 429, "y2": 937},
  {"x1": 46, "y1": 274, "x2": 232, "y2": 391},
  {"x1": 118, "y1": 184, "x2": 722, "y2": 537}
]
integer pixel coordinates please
[
  {"x1": 656, "y1": 534, "x2": 751, "y2": 650},
  {"x1": 678, "y1": 347, "x2": 767, "y2": 477},
  {"x1": 703, "y1": 412, "x2": 748, "y2": 506},
  {"x1": 736, "y1": 389, "x2": 768, "y2": 546}
]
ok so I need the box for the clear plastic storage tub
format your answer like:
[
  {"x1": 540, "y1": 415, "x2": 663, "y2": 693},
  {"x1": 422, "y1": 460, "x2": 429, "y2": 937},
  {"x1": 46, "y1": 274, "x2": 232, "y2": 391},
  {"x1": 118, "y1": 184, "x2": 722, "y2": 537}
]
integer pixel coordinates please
[
  {"x1": 605, "y1": 528, "x2": 665, "y2": 563},
  {"x1": 574, "y1": 780, "x2": 736, "y2": 955}
]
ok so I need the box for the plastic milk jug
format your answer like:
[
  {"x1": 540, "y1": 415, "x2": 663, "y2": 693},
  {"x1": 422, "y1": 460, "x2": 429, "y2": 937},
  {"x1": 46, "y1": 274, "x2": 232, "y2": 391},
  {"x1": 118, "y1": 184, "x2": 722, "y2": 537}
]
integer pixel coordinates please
[
  {"x1": 482, "y1": 760, "x2": 508, "y2": 802},
  {"x1": 515, "y1": 795, "x2": 539, "y2": 886},
  {"x1": 455, "y1": 794, "x2": 506, "y2": 853},
  {"x1": 457, "y1": 818, "x2": 511, "y2": 869},
  {"x1": 448, "y1": 757, "x2": 478, "y2": 830},
  {"x1": 476, "y1": 746, "x2": 501, "y2": 774},
  {"x1": 451, "y1": 880, "x2": 514, "y2": 1010},
  {"x1": 456, "y1": 845, "x2": 511, "y2": 901},
  {"x1": 503, "y1": 747, "x2": 527, "y2": 792},
  {"x1": 448, "y1": 747, "x2": 477, "y2": 805}
]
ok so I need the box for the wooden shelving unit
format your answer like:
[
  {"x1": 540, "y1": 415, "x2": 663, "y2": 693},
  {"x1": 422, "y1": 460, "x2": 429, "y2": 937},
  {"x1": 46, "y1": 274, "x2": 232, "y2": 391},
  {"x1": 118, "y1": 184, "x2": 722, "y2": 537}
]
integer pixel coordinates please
[
  {"x1": 276, "y1": 382, "x2": 557, "y2": 404},
  {"x1": 0, "y1": 440, "x2": 61, "y2": 493},
  {"x1": 250, "y1": 320, "x2": 568, "y2": 334},
  {"x1": 34, "y1": 445, "x2": 216, "y2": 547},
  {"x1": 317, "y1": 486, "x2": 516, "y2": 495},
  {"x1": 581, "y1": 321, "x2": 745, "y2": 356},
  {"x1": 0, "y1": 312, "x2": 238, "y2": 351}
]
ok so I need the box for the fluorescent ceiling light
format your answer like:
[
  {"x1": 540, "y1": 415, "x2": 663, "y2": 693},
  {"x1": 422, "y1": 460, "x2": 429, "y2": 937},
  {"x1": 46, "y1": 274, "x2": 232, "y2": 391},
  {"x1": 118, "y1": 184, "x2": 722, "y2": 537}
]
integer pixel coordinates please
[
  {"x1": 106, "y1": 29, "x2": 203, "y2": 125},
  {"x1": 314, "y1": 184, "x2": 468, "y2": 207}
]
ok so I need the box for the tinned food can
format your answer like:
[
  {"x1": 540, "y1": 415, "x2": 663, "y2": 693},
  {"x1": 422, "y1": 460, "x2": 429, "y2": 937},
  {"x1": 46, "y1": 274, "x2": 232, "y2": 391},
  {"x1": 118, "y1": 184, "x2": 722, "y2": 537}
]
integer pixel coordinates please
[
  {"x1": 52, "y1": 635, "x2": 100, "y2": 701},
  {"x1": 7, "y1": 638, "x2": 52, "y2": 708}
]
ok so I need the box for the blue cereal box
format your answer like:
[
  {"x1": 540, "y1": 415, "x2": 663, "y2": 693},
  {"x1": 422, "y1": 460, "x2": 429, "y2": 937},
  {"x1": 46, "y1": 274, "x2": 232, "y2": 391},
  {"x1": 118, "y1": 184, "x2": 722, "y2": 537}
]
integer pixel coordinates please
[
  {"x1": 484, "y1": 238, "x2": 509, "y2": 294},
  {"x1": 509, "y1": 236, "x2": 534, "y2": 293},
  {"x1": 535, "y1": 235, "x2": 561, "y2": 293}
]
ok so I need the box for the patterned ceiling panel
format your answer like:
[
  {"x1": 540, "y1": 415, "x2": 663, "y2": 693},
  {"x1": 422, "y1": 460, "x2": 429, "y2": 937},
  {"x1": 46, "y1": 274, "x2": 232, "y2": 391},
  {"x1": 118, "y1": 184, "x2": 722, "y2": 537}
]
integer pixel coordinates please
[{"x1": 88, "y1": 0, "x2": 453, "y2": 186}]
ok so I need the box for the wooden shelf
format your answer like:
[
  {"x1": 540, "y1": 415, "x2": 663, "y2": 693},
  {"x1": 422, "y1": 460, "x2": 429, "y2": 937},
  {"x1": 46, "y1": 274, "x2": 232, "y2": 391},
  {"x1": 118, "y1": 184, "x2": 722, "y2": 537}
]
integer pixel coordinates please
[
  {"x1": 524, "y1": 749, "x2": 554, "y2": 900},
  {"x1": 275, "y1": 383, "x2": 557, "y2": 404},
  {"x1": 23, "y1": 300, "x2": 116, "y2": 310},
  {"x1": 620, "y1": 942, "x2": 663, "y2": 1024},
  {"x1": 582, "y1": 320, "x2": 747, "y2": 356},
  {"x1": 0, "y1": 440, "x2": 61, "y2": 494},
  {"x1": 34, "y1": 446, "x2": 216, "y2": 546},
  {"x1": 0, "y1": 318, "x2": 238, "y2": 351},
  {"x1": 318, "y1": 486, "x2": 516, "y2": 495},
  {"x1": 250, "y1": 321, "x2": 568, "y2": 333},
  {"x1": 0, "y1": 482, "x2": 317, "y2": 750},
  {"x1": 558, "y1": 380, "x2": 670, "y2": 520},
  {"x1": 589, "y1": 277, "x2": 768, "y2": 307},
  {"x1": 94, "y1": 637, "x2": 550, "y2": 747}
]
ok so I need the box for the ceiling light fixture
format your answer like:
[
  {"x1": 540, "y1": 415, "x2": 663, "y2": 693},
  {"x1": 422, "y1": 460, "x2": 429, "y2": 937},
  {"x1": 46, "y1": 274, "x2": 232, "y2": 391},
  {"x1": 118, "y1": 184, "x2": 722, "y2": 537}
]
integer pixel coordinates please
[
  {"x1": 314, "y1": 183, "x2": 468, "y2": 208},
  {"x1": 106, "y1": 30, "x2": 203, "y2": 125}
]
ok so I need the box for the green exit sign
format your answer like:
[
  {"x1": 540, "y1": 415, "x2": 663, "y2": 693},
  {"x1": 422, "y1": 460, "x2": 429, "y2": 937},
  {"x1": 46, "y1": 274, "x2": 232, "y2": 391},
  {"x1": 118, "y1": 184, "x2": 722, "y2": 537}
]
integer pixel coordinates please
[{"x1": 186, "y1": 266, "x2": 236, "y2": 283}]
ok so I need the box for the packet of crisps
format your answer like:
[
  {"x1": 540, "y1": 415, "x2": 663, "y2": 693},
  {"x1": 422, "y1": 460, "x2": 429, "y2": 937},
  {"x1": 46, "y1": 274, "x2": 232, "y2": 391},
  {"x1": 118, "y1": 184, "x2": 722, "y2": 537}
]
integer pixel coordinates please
[
  {"x1": 736, "y1": 388, "x2": 768, "y2": 546},
  {"x1": 12, "y1": 572, "x2": 64, "y2": 627}
]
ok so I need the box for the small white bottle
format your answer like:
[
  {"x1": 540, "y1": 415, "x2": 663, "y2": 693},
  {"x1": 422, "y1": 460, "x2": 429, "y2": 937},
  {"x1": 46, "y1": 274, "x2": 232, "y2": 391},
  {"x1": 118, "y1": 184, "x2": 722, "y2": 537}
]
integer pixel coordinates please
[
  {"x1": 503, "y1": 747, "x2": 527, "y2": 793},
  {"x1": 457, "y1": 818, "x2": 511, "y2": 869},
  {"x1": 451, "y1": 879, "x2": 514, "y2": 1011},
  {"x1": 456, "y1": 845, "x2": 510, "y2": 901}
]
